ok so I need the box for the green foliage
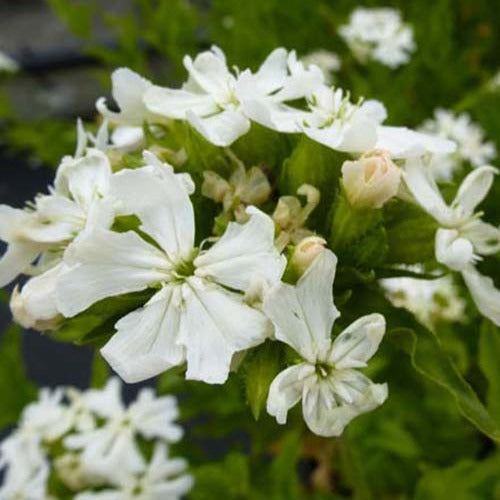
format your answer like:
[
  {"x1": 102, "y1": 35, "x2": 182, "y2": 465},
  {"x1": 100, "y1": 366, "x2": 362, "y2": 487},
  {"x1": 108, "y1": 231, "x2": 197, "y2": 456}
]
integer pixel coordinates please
[
  {"x1": 478, "y1": 320, "x2": 500, "y2": 424},
  {"x1": 244, "y1": 341, "x2": 283, "y2": 420},
  {"x1": 0, "y1": 326, "x2": 37, "y2": 430}
]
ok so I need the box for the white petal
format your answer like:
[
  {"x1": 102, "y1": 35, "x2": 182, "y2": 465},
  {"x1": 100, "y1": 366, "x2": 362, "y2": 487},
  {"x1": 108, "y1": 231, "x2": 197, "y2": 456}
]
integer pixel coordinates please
[
  {"x1": 452, "y1": 166, "x2": 497, "y2": 217},
  {"x1": 96, "y1": 67, "x2": 153, "y2": 125},
  {"x1": 110, "y1": 157, "x2": 195, "y2": 261},
  {"x1": 183, "y1": 49, "x2": 232, "y2": 96},
  {"x1": 403, "y1": 157, "x2": 451, "y2": 224},
  {"x1": 266, "y1": 363, "x2": 314, "y2": 424},
  {"x1": 56, "y1": 229, "x2": 171, "y2": 317},
  {"x1": 329, "y1": 314, "x2": 385, "y2": 369},
  {"x1": 55, "y1": 149, "x2": 112, "y2": 209},
  {"x1": 0, "y1": 205, "x2": 33, "y2": 242},
  {"x1": 462, "y1": 266, "x2": 500, "y2": 326},
  {"x1": 110, "y1": 125, "x2": 145, "y2": 152},
  {"x1": 252, "y1": 47, "x2": 288, "y2": 93},
  {"x1": 10, "y1": 262, "x2": 65, "y2": 329},
  {"x1": 462, "y1": 221, "x2": 500, "y2": 256},
  {"x1": 194, "y1": 206, "x2": 285, "y2": 291},
  {"x1": 376, "y1": 126, "x2": 456, "y2": 158},
  {"x1": 302, "y1": 373, "x2": 388, "y2": 437},
  {"x1": 129, "y1": 389, "x2": 183, "y2": 442},
  {"x1": 435, "y1": 228, "x2": 475, "y2": 271},
  {"x1": 303, "y1": 116, "x2": 378, "y2": 153},
  {"x1": 0, "y1": 242, "x2": 41, "y2": 287},
  {"x1": 262, "y1": 249, "x2": 339, "y2": 362},
  {"x1": 186, "y1": 109, "x2": 250, "y2": 147},
  {"x1": 179, "y1": 277, "x2": 269, "y2": 384},
  {"x1": 144, "y1": 86, "x2": 218, "y2": 119},
  {"x1": 101, "y1": 286, "x2": 185, "y2": 383}
]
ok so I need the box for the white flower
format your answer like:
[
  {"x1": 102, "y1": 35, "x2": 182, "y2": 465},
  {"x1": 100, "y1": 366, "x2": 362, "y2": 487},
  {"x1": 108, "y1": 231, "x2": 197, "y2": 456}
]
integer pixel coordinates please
[
  {"x1": 0, "y1": 439, "x2": 49, "y2": 500},
  {"x1": 301, "y1": 50, "x2": 341, "y2": 84},
  {"x1": 420, "y1": 109, "x2": 497, "y2": 180},
  {"x1": 56, "y1": 151, "x2": 285, "y2": 385},
  {"x1": 18, "y1": 388, "x2": 73, "y2": 442},
  {"x1": 264, "y1": 250, "x2": 388, "y2": 437},
  {"x1": 144, "y1": 46, "x2": 323, "y2": 146},
  {"x1": 64, "y1": 378, "x2": 183, "y2": 485},
  {"x1": 289, "y1": 236, "x2": 327, "y2": 277},
  {"x1": 341, "y1": 149, "x2": 401, "y2": 208},
  {"x1": 339, "y1": 8, "x2": 415, "y2": 68},
  {"x1": 0, "y1": 51, "x2": 19, "y2": 73},
  {"x1": 291, "y1": 86, "x2": 455, "y2": 158},
  {"x1": 404, "y1": 159, "x2": 500, "y2": 325},
  {"x1": 74, "y1": 443, "x2": 193, "y2": 500},
  {"x1": 0, "y1": 148, "x2": 113, "y2": 289},
  {"x1": 381, "y1": 266, "x2": 466, "y2": 327}
]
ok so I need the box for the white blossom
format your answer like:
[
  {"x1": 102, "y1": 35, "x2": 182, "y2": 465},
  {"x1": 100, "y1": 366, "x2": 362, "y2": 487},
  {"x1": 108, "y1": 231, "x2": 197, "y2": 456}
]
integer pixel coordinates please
[
  {"x1": 404, "y1": 159, "x2": 500, "y2": 325},
  {"x1": 74, "y1": 443, "x2": 193, "y2": 500},
  {"x1": 339, "y1": 8, "x2": 416, "y2": 68},
  {"x1": 264, "y1": 250, "x2": 388, "y2": 437},
  {"x1": 144, "y1": 46, "x2": 323, "y2": 146},
  {"x1": 420, "y1": 109, "x2": 497, "y2": 180},
  {"x1": 64, "y1": 378, "x2": 183, "y2": 485},
  {"x1": 55, "y1": 151, "x2": 285, "y2": 384},
  {"x1": 381, "y1": 267, "x2": 466, "y2": 327}
]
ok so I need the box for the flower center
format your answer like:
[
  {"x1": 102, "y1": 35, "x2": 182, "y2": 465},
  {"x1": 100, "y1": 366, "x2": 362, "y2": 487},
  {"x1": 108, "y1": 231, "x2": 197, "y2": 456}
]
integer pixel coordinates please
[{"x1": 315, "y1": 362, "x2": 331, "y2": 378}]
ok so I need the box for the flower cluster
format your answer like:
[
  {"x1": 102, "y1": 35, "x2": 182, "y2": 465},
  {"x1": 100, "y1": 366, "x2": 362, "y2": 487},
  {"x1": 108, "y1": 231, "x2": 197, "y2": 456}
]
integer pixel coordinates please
[
  {"x1": 1, "y1": 45, "x2": 498, "y2": 441},
  {"x1": 0, "y1": 378, "x2": 192, "y2": 499},
  {"x1": 420, "y1": 109, "x2": 497, "y2": 180},
  {"x1": 339, "y1": 7, "x2": 416, "y2": 68}
]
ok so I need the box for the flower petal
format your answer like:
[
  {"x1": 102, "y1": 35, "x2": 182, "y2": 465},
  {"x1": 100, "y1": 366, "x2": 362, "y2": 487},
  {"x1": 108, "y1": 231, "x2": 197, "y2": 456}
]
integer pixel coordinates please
[
  {"x1": 56, "y1": 228, "x2": 171, "y2": 317},
  {"x1": 462, "y1": 266, "x2": 500, "y2": 326},
  {"x1": 10, "y1": 262, "x2": 65, "y2": 329},
  {"x1": 0, "y1": 242, "x2": 41, "y2": 287},
  {"x1": 302, "y1": 373, "x2": 388, "y2": 437},
  {"x1": 195, "y1": 206, "x2": 285, "y2": 291},
  {"x1": 376, "y1": 126, "x2": 456, "y2": 158},
  {"x1": 179, "y1": 277, "x2": 269, "y2": 384},
  {"x1": 329, "y1": 314, "x2": 386, "y2": 369},
  {"x1": 96, "y1": 67, "x2": 153, "y2": 125},
  {"x1": 462, "y1": 220, "x2": 500, "y2": 256},
  {"x1": 266, "y1": 363, "x2": 314, "y2": 424},
  {"x1": 435, "y1": 228, "x2": 475, "y2": 271},
  {"x1": 110, "y1": 155, "x2": 195, "y2": 261},
  {"x1": 403, "y1": 157, "x2": 451, "y2": 224},
  {"x1": 452, "y1": 166, "x2": 497, "y2": 217},
  {"x1": 186, "y1": 109, "x2": 250, "y2": 147},
  {"x1": 144, "y1": 86, "x2": 218, "y2": 119},
  {"x1": 101, "y1": 286, "x2": 185, "y2": 383},
  {"x1": 263, "y1": 249, "x2": 339, "y2": 362}
]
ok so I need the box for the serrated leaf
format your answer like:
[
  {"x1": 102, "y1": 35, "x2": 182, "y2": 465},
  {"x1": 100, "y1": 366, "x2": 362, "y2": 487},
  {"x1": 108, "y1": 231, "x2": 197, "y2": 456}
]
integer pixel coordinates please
[
  {"x1": 344, "y1": 288, "x2": 500, "y2": 442},
  {"x1": 245, "y1": 341, "x2": 282, "y2": 420}
]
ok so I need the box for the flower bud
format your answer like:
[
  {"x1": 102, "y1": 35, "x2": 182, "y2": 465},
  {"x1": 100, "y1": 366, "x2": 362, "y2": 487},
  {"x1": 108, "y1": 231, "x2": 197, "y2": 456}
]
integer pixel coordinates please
[
  {"x1": 290, "y1": 236, "x2": 327, "y2": 276},
  {"x1": 341, "y1": 149, "x2": 401, "y2": 209}
]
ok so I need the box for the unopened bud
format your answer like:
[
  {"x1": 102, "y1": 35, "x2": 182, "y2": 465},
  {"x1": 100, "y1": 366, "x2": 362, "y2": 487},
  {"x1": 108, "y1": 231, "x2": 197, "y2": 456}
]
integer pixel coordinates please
[
  {"x1": 10, "y1": 286, "x2": 60, "y2": 331},
  {"x1": 290, "y1": 236, "x2": 327, "y2": 276},
  {"x1": 341, "y1": 149, "x2": 401, "y2": 209}
]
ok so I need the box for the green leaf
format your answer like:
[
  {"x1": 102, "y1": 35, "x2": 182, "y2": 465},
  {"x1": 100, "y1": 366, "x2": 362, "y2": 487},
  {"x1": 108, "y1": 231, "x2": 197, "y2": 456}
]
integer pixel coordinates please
[
  {"x1": 390, "y1": 326, "x2": 500, "y2": 443},
  {"x1": 414, "y1": 454, "x2": 500, "y2": 500},
  {"x1": 0, "y1": 325, "x2": 36, "y2": 430},
  {"x1": 345, "y1": 288, "x2": 500, "y2": 442},
  {"x1": 384, "y1": 200, "x2": 438, "y2": 264},
  {"x1": 269, "y1": 430, "x2": 302, "y2": 500},
  {"x1": 244, "y1": 341, "x2": 283, "y2": 420},
  {"x1": 191, "y1": 452, "x2": 250, "y2": 500},
  {"x1": 478, "y1": 320, "x2": 500, "y2": 424},
  {"x1": 89, "y1": 352, "x2": 109, "y2": 389},
  {"x1": 52, "y1": 290, "x2": 154, "y2": 346},
  {"x1": 279, "y1": 136, "x2": 348, "y2": 233}
]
